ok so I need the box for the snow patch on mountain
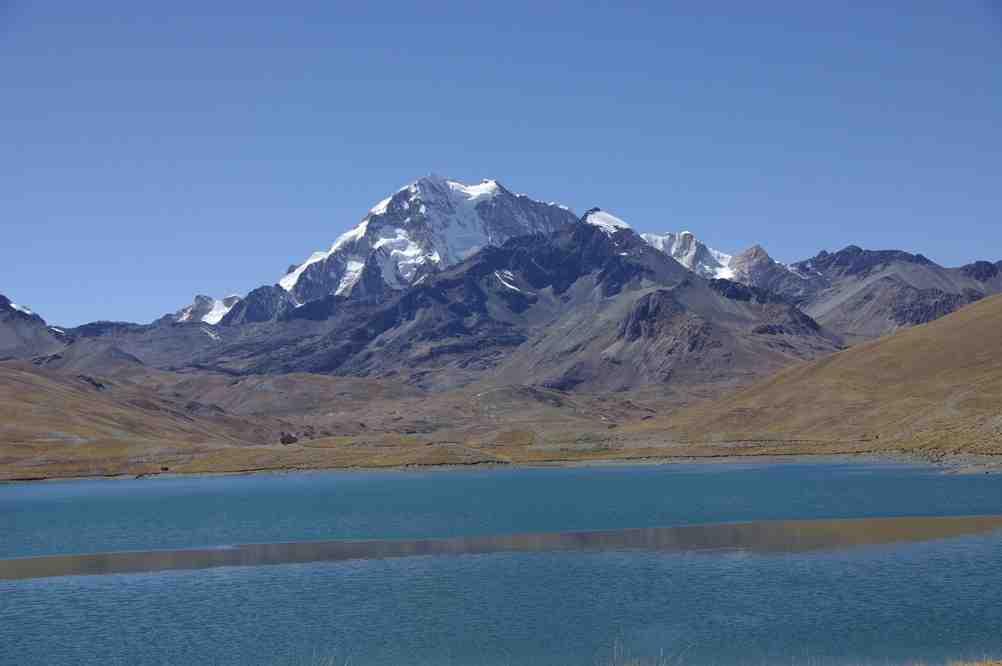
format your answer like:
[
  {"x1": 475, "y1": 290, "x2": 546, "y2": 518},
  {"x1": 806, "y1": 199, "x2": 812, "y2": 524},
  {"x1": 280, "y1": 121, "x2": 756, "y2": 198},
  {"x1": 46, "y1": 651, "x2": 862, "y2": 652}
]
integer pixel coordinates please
[
  {"x1": 452, "y1": 179, "x2": 500, "y2": 201},
  {"x1": 338, "y1": 260, "x2": 366, "y2": 295},
  {"x1": 641, "y1": 231, "x2": 735, "y2": 279},
  {"x1": 583, "y1": 209, "x2": 631, "y2": 235},
  {"x1": 176, "y1": 295, "x2": 242, "y2": 325},
  {"x1": 494, "y1": 270, "x2": 523, "y2": 293},
  {"x1": 202, "y1": 298, "x2": 240, "y2": 325},
  {"x1": 10, "y1": 302, "x2": 34, "y2": 316}
]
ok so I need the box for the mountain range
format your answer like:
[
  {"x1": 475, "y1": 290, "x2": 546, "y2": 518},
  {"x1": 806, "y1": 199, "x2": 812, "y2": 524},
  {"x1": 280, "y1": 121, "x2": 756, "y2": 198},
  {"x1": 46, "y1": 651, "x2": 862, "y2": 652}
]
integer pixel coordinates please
[
  {"x1": 2, "y1": 175, "x2": 1000, "y2": 477},
  {"x1": 162, "y1": 177, "x2": 1000, "y2": 352}
]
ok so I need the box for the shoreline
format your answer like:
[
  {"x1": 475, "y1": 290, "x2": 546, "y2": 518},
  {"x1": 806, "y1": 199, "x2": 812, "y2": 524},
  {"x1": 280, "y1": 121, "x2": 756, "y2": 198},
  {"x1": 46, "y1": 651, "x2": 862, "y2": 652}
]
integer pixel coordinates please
[{"x1": 4, "y1": 450, "x2": 1001, "y2": 485}]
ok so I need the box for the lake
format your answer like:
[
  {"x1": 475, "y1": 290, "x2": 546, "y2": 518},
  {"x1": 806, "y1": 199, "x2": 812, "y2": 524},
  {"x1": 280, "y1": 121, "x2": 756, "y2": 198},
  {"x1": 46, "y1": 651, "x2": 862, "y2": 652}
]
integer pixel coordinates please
[{"x1": 2, "y1": 461, "x2": 1001, "y2": 665}]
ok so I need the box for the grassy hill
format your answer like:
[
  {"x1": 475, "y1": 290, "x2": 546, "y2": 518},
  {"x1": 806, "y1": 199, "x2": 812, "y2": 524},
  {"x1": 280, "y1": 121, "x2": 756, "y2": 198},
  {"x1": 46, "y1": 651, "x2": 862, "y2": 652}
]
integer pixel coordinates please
[
  {"x1": 0, "y1": 363, "x2": 287, "y2": 480},
  {"x1": 626, "y1": 294, "x2": 1002, "y2": 456}
]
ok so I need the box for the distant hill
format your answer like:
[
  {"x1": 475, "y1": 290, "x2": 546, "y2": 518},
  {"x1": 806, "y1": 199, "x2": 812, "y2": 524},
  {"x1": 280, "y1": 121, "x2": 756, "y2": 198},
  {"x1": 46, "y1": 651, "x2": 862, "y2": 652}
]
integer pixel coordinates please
[
  {"x1": 635, "y1": 294, "x2": 1002, "y2": 455},
  {"x1": 0, "y1": 294, "x2": 66, "y2": 360}
]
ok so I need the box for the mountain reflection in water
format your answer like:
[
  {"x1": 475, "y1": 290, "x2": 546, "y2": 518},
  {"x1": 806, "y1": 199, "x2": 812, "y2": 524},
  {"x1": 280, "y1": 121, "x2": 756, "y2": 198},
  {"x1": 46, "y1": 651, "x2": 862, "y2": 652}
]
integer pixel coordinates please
[{"x1": 4, "y1": 514, "x2": 1001, "y2": 581}]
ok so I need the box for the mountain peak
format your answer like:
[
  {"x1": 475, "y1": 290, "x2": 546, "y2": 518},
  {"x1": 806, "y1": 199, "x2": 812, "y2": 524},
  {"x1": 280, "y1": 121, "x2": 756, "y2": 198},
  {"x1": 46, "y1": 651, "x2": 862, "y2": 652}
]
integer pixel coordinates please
[
  {"x1": 409, "y1": 174, "x2": 503, "y2": 199},
  {"x1": 734, "y1": 244, "x2": 772, "y2": 262},
  {"x1": 276, "y1": 176, "x2": 578, "y2": 308}
]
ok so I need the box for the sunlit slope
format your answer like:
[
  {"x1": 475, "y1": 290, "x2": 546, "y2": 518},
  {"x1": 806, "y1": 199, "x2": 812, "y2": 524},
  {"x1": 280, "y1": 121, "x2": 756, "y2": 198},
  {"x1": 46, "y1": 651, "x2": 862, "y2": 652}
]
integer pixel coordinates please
[
  {"x1": 0, "y1": 363, "x2": 280, "y2": 479},
  {"x1": 634, "y1": 294, "x2": 1002, "y2": 453}
]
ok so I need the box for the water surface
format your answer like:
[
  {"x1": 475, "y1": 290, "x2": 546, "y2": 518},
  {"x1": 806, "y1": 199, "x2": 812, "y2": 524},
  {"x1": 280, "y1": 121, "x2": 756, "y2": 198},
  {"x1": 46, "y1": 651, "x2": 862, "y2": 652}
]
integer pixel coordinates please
[{"x1": 2, "y1": 461, "x2": 1002, "y2": 665}]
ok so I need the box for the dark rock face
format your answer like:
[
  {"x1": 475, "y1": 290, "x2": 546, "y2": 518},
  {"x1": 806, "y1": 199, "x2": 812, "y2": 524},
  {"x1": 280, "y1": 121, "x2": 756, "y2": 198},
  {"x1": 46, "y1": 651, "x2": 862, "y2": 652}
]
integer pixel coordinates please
[
  {"x1": 961, "y1": 261, "x2": 1000, "y2": 282},
  {"x1": 708, "y1": 279, "x2": 784, "y2": 304},
  {"x1": 616, "y1": 291, "x2": 719, "y2": 378},
  {"x1": 796, "y1": 246, "x2": 933, "y2": 280},
  {"x1": 76, "y1": 375, "x2": 106, "y2": 391},
  {"x1": 221, "y1": 286, "x2": 294, "y2": 325},
  {"x1": 890, "y1": 287, "x2": 983, "y2": 327},
  {"x1": 285, "y1": 295, "x2": 339, "y2": 322},
  {"x1": 69, "y1": 321, "x2": 150, "y2": 338},
  {"x1": 751, "y1": 305, "x2": 823, "y2": 336},
  {"x1": 619, "y1": 290, "x2": 688, "y2": 341}
]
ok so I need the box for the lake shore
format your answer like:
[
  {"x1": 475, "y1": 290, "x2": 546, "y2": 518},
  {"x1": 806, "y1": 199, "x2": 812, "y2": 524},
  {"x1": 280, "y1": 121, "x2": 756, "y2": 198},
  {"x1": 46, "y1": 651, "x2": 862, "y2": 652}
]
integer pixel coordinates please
[{"x1": 5, "y1": 449, "x2": 1002, "y2": 484}]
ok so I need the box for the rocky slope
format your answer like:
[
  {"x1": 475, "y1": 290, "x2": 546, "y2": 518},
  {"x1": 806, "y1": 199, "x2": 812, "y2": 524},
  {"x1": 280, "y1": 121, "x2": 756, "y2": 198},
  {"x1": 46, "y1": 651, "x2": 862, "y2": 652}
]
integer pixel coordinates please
[
  {"x1": 789, "y1": 246, "x2": 1001, "y2": 343},
  {"x1": 687, "y1": 241, "x2": 1002, "y2": 343},
  {"x1": 0, "y1": 294, "x2": 67, "y2": 360}
]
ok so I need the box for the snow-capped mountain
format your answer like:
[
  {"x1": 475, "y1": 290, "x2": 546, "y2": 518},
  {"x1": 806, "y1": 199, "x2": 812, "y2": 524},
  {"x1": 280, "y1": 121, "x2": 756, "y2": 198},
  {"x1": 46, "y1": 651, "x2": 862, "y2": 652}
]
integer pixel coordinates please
[
  {"x1": 640, "y1": 231, "x2": 734, "y2": 279},
  {"x1": 236, "y1": 216, "x2": 835, "y2": 389},
  {"x1": 173, "y1": 295, "x2": 243, "y2": 325},
  {"x1": 278, "y1": 175, "x2": 578, "y2": 305}
]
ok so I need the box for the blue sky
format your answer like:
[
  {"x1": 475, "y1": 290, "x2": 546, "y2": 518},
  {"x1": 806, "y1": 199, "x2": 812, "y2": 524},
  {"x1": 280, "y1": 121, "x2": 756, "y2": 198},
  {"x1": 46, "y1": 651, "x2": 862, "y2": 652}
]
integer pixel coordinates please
[{"x1": 3, "y1": 2, "x2": 1000, "y2": 326}]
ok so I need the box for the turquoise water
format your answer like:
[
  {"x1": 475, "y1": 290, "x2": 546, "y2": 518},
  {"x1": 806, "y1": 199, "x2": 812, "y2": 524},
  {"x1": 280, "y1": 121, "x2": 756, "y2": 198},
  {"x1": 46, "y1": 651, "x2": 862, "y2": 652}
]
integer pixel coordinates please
[{"x1": 2, "y1": 462, "x2": 1002, "y2": 664}]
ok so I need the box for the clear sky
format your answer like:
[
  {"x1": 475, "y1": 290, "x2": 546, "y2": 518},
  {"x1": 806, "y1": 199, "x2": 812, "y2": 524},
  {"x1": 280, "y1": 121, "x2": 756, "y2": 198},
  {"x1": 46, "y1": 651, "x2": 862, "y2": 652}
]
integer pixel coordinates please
[{"x1": 3, "y1": 2, "x2": 1000, "y2": 326}]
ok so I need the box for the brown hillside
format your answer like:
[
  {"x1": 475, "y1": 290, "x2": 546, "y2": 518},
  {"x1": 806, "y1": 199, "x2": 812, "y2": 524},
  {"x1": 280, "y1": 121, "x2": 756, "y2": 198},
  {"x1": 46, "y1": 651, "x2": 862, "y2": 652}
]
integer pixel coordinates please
[
  {"x1": 0, "y1": 363, "x2": 285, "y2": 480},
  {"x1": 630, "y1": 294, "x2": 1002, "y2": 454}
]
